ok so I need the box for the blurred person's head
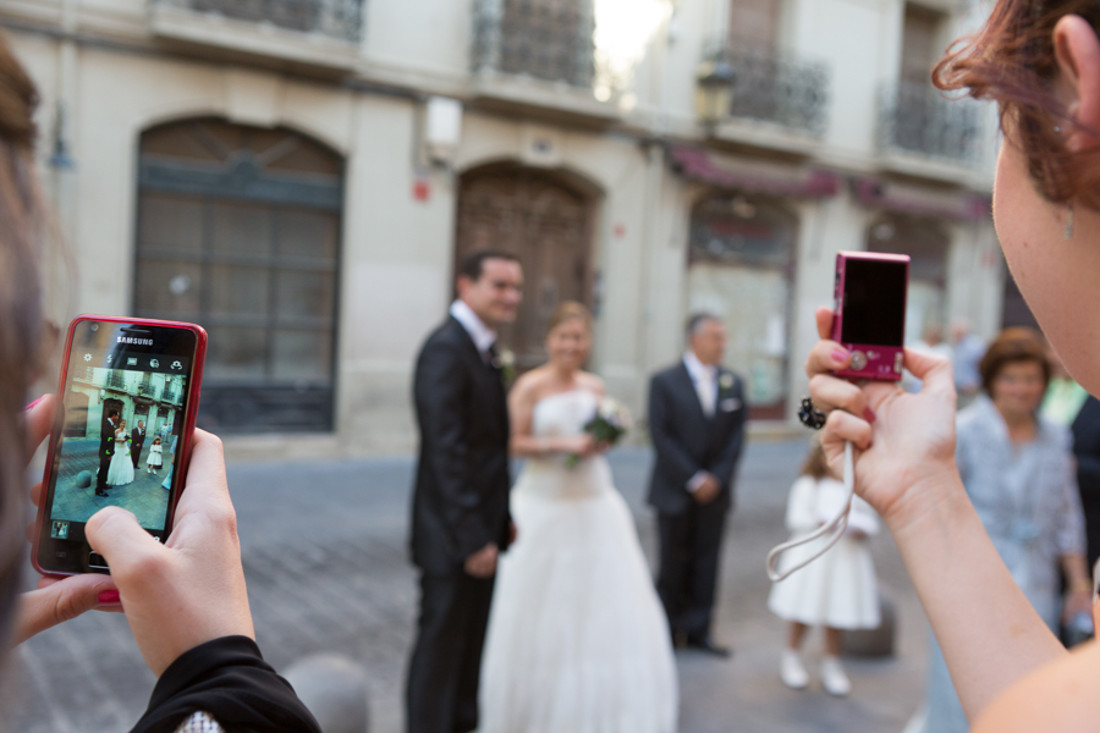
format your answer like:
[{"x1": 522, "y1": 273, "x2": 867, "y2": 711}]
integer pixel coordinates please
[
  {"x1": 686, "y1": 313, "x2": 726, "y2": 367},
  {"x1": 456, "y1": 251, "x2": 523, "y2": 329},
  {"x1": 545, "y1": 301, "x2": 592, "y2": 372},
  {"x1": 0, "y1": 33, "x2": 46, "y2": 649},
  {"x1": 922, "y1": 323, "x2": 944, "y2": 346},
  {"x1": 935, "y1": 2, "x2": 1100, "y2": 394},
  {"x1": 979, "y1": 328, "x2": 1051, "y2": 421},
  {"x1": 950, "y1": 319, "x2": 972, "y2": 344}
]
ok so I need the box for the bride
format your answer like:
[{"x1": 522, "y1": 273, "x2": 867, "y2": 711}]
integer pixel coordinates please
[
  {"x1": 478, "y1": 301, "x2": 678, "y2": 733},
  {"x1": 106, "y1": 418, "x2": 134, "y2": 487}
]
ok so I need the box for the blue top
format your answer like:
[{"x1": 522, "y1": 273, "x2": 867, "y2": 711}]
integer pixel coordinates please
[{"x1": 956, "y1": 395, "x2": 1085, "y2": 626}]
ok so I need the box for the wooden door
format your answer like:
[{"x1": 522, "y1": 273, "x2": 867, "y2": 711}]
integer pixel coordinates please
[{"x1": 455, "y1": 164, "x2": 594, "y2": 369}]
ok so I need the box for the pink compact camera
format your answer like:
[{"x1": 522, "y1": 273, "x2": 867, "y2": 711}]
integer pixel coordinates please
[{"x1": 829, "y1": 251, "x2": 910, "y2": 381}]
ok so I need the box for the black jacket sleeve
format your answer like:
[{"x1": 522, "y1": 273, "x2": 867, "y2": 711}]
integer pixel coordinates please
[
  {"x1": 647, "y1": 373, "x2": 703, "y2": 489},
  {"x1": 131, "y1": 636, "x2": 320, "y2": 733},
  {"x1": 415, "y1": 340, "x2": 491, "y2": 559}
]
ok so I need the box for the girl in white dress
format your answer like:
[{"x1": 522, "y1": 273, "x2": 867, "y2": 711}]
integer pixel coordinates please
[
  {"x1": 767, "y1": 438, "x2": 880, "y2": 697},
  {"x1": 479, "y1": 301, "x2": 678, "y2": 733},
  {"x1": 146, "y1": 436, "x2": 164, "y2": 474},
  {"x1": 106, "y1": 419, "x2": 135, "y2": 486}
]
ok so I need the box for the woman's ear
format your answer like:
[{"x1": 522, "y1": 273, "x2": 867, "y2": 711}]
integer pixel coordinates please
[{"x1": 1053, "y1": 14, "x2": 1100, "y2": 151}]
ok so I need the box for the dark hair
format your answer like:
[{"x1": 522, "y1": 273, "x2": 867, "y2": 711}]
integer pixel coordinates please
[
  {"x1": 457, "y1": 251, "x2": 520, "y2": 283},
  {"x1": 0, "y1": 32, "x2": 44, "y2": 648},
  {"x1": 933, "y1": 0, "x2": 1100, "y2": 210},
  {"x1": 799, "y1": 438, "x2": 830, "y2": 480},
  {"x1": 685, "y1": 312, "x2": 720, "y2": 338},
  {"x1": 978, "y1": 326, "x2": 1052, "y2": 396},
  {"x1": 546, "y1": 301, "x2": 592, "y2": 335},
  {"x1": 108, "y1": 409, "x2": 119, "y2": 419}
]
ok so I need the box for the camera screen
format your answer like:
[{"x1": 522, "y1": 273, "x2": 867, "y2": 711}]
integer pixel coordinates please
[
  {"x1": 840, "y1": 258, "x2": 907, "y2": 346},
  {"x1": 46, "y1": 323, "x2": 194, "y2": 540}
]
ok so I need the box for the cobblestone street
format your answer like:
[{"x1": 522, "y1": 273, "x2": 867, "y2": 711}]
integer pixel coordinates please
[{"x1": 3, "y1": 438, "x2": 929, "y2": 732}]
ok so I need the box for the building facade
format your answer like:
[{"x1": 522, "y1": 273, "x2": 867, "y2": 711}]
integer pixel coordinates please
[{"x1": 4, "y1": 0, "x2": 1004, "y2": 455}]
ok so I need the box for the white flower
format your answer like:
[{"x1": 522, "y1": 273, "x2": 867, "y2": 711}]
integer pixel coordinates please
[
  {"x1": 498, "y1": 347, "x2": 516, "y2": 368},
  {"x1": 719, "y1": 373, "x2": 734, "y2": 391},
  {"x1": 597, "y1": 397, "x2": 633, "y2": 432}
]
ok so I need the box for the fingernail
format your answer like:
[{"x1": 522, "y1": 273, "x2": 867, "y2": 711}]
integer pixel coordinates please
[
  {"x1": 863, "y1": 407, "x2": 876, "y2": 424},
  {"x1": 23, "y1": 395, "x2": 46, "y2": 412},
  {"x1": 97, "y1": 589, "x2": 120, "y2": 605},
  {"x1": 831, "y1": 348, "x2": 849, "y2": 365}
]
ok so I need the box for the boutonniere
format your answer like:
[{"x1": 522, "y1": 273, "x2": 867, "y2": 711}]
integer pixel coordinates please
[
  {"x1": 718, "y1": 372, "x2": 735, "y2": 393},
  {"x1": 493, "y1": 347, "x2": 516, "y2": 384}
]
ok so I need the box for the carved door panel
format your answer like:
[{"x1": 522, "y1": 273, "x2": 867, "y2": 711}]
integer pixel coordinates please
[{"x1": 455, "y1": 165, "x2": 593, "y2": 369}]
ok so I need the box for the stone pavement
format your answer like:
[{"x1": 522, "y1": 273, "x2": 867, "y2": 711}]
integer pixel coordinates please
[{"x1": 2, "y1": 438, "x2": 930, "y2": 732}]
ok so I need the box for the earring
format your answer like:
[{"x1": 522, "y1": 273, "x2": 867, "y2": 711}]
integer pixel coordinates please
[{"x1": 1065, "y1": 204, "x2": 1075, "y2": 240}]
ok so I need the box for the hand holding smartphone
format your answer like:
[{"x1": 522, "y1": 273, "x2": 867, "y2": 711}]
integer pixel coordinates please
[
  {"x1": 33, "y1": 316, "x2": 207, "y2": 575},
  {"x1": 829, "y1": 251, "x2": 910, "y2": 382}
]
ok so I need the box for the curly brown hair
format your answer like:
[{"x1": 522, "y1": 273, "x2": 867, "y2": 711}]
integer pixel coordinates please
[
  {"x1": 978, "y1": 327, "x2": 1052, "y2": 396},
  {"x1": 0, "y1": 31, "x2": 45, "y2": 648},
  {"x1": 933, "y1": 0, "x2": 1100, "y2": 210}
]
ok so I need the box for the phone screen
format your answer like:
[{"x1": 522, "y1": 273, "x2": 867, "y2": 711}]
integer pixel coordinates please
[
  {"x1": 36, "y1": 318, "x2": 204, "y2": 574},
  {"x1": 839, "y1": 258, "x2": 907, "y2": 346}
]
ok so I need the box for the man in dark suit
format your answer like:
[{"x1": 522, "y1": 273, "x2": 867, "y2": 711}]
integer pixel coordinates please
[
  {"x1": 647, "y1": 313, "x2": 746, "y2": 657},
  {"x1": 130, "y1": 419, "x2": 146, "y2": 469},
  {"x1": 406, "y1": 251, "x2": 523, "y2": 733},
  {"x1": 95, "y1": 409, "x2": 120, "y2": 497}
]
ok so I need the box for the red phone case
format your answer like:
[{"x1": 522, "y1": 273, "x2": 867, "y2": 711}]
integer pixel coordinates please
[{"x1": 32, "y1": 315, "x2": 207, "y2": 576}]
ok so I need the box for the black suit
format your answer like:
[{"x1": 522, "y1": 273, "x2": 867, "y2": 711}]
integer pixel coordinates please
[
  {"x1": 131, "y1": 426, "x2": 146, "y2": 469},
  {"x1": 1072, "y1": 396, "x2": 1100, "y2": 572},
  {"x1": 95, "y1": 416, "x2": 118, "y2": 494},
  {"x1": 406, "y1": 315, "x2": 512, "y2": 733},
  {"x1": 647, "y1": 360, "x2": 746, "y2": 643}
]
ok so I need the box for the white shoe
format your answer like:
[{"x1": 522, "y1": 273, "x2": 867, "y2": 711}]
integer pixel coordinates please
[
  {"x1": 780, "y1": 650, "x2": 809, "y2": 690},
  {"x1": 821, "y1": 656, "x2": 851, "y2": 696}
]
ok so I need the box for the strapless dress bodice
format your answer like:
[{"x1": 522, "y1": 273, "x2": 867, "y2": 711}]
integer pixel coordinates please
[{"x1": 518, "y1": 389, "x2": 610, "y2": 500}]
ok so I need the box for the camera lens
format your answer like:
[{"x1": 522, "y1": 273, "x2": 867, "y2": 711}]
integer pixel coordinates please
[{"x1": 89, "y1": 323, "x2": 99, "y2": 332}]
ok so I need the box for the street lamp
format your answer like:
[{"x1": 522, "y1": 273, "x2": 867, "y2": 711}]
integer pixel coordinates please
[{"x1": 695, "y1": 54, "x2": 736, "y2": 135}]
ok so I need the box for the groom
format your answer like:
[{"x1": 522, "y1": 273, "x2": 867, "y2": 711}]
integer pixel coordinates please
[
  {"x1": 95, "y1": 409, "x2": 120, "y2": 497},
  {"x1": 647, "y1": 313, "x2": 746, "y2": 657},
  {"x1": 406, "y1": 251, "x2": 523, "y2": 733}
]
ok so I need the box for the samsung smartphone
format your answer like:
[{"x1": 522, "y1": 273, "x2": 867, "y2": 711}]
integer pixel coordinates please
[
  {"x1": 33, "y1": 316, "x2": 207, "y2": 575},
  {"x1": 830, "y1": 251, "x2": 910, "y2": 381}
]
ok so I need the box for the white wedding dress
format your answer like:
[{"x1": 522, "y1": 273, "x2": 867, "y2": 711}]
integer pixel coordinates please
[
  {"x1": 106, "y1": 432, "x2": 134, "y2": 486},
  {"x1": 479, "y1": 390, "x2": 678, "y2": 733}
]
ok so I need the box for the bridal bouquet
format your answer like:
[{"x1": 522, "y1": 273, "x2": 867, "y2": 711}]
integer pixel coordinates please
[{"x1": 566, "y1": 397, "x2": 632, "y2": 468}]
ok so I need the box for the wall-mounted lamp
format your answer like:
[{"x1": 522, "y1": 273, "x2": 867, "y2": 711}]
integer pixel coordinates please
[{"x1": 695, "y1": 57, "x2": 736, "y2": 135}]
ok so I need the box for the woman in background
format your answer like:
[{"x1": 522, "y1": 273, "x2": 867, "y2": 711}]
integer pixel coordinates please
[{"x1": 920, "y1": 328, "x2": 1088, "y2": 732}]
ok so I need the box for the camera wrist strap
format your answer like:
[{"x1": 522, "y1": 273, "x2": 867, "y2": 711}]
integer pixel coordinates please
[{"x1": 766, "y1": 441, "x2": 855, "y2": 582}]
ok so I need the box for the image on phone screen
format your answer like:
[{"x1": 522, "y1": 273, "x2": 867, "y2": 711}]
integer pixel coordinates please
[{"x1": 38, "y1": 318, "x2": 201, "y2": 572}]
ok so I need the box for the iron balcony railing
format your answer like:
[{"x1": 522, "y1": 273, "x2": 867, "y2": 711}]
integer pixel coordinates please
[
  {"x1": 702, "y1": 40, "x2": 830, "y2": 137},
  {"x1": 878, "y1": 80, "x2": 981, "y2": 163},
  {"x1": 472, "y1": 0, "x2": 596, "y2": 90},
  {"x1": 156, "y1": 0, "x2": 365, "y2": 43},
  {"x1": 105, "y1": 371, "x2": 128, "y2": 391}
]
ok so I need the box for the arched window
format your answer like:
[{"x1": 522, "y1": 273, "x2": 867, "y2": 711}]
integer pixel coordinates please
[
  {"x1": 134, "y1": 118, "x2": 343, "y2": 433},
  {"x1": 687, "y1": 193, "x2": 798, "y2": 419}
]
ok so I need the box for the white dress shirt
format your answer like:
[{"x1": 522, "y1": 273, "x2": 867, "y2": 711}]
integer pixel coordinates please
[
  {"x1": 450, "y1": 300, "x2": 497, "y2": 360},
  {"x1": 683, "y1": 351, "x2": 718, "y2": 418}
]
